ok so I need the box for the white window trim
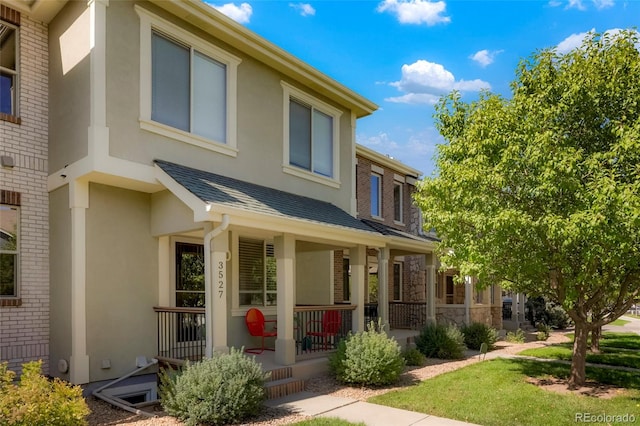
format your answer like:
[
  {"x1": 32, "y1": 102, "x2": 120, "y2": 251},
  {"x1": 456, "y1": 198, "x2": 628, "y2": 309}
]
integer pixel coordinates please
[
  {"x1": 136, "y1": 5, "x2": 241, "y2": 157},
  {"x1": 231, "y1": 233, "x2": 277, "y2": 317},
  {"x1": 371, "y1": 172, "x2": 382, "y2": 219},
  {"x1": 393, "y1": 261, "x2": 403, "y2": 302},
  {"x1": 0, "y1": 20, "x2": 19, "y2": 118},
  {"x1": 393, "y1": 181, "x2": 404, "y2": 225},
  {"x1": 0, "y1": 205, "x2": 19, "y2": 299},
  {"x1": 281, "y1": 81, "x2": 342, "y2": 188}
]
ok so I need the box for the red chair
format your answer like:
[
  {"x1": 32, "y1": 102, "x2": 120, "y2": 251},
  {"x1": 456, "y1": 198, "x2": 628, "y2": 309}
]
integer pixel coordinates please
[
  {"x1": 306, "y1": 310, "x2": 342, "y2": 351},
  {"x1": 244, "y1": 308, "x2": 277, "y2": 354}
]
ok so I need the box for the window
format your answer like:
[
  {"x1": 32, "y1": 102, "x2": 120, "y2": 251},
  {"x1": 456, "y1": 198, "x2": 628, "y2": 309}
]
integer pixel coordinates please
[
  {"x1": 342, "y1": 258, "x2": 350, "y2": 301},
  {"x1": 393, "y1": 182, "x2": 403, "y2": 222},
  {"x1": 371, "y1": 173, "x2": 382, "y2": 217},
  {"x1": 393, "y1": 262, "x2": 402, "y2": 301},
  {"x1": 136, "y1": 6, "x2": 240, "y2": 156},
  {"x1": 175, "y1": 242, "x2": 205, "y2": 307},
  {"x1": 282, "y1": 82, "x2": 342, "y2": 186},
  {"x1": 446, "y1": 275, "x2": 454, "y2": 304},
  {"x1": 0, "y1": 20, "x2": 18, "y2": 119},
  {"x1": 238, "y1": 238, "x2": 276, "y2": 307},
  {"x1": 0, "y1": 204, "x2": 18, "y2": 298}
]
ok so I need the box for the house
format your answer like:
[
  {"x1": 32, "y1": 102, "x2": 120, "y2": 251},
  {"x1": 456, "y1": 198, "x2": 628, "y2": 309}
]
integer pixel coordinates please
[{"x1": 0, "y1": 1, "x2": 54, "y2": 375}]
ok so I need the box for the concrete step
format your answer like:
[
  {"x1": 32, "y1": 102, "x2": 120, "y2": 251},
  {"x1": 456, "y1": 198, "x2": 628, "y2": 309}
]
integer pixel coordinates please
[{"x1": 264, "y1": 377, "x2": 306, "y2": 399}]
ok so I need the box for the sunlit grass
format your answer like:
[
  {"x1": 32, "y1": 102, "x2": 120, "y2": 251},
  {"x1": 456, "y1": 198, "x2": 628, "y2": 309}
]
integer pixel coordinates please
[{"x1": 294, "y1": 418, "x2": 365, "y2": 426}]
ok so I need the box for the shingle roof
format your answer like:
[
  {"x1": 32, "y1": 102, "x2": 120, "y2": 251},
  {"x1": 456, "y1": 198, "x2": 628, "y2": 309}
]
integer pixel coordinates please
[
  {"x1": 155, "y1": 160, "x2": 376, "y2": 234},
  {"x1": 360, "y1": 219, "x2": 440, "y2": 243}
]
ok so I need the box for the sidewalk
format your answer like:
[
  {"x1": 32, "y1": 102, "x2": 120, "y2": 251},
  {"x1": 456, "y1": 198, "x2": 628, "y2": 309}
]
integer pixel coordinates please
[{"x1": 265, "y1": 391, "x2": 479, "y2": 426}]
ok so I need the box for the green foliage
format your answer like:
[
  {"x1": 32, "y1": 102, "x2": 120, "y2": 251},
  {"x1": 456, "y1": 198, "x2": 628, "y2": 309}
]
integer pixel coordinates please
[
  {"x1": 415, "y1": 323, "x2": 466, "y2": 360},
  {"x1": 402, "y1": 347, "x2": 426, "y2": 366},
  {"x1": 536, "y1": 323, "x2": 550, "y2": 341},
  {"x1": 546, "y1": 304, "x2": 572, "y2": 329},
  {"x1": 505, "y1": 329, "x2": 526, "y2": 344},
  {"x1": 160, "y1": 348, "x2": 268, "y2": 426},
  {"x1": 460, "y1": 322, "x2": 498, "y2": 350},
  {"x1": 0, "y1": 361, "x2": 89, "y2": 426},
  {"x1": 329, "y1": 321, "x2": 404, "y2": 386}
]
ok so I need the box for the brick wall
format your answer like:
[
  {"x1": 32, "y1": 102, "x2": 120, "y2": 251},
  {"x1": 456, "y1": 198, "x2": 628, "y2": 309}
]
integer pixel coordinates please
[{"x1": 0, "y1": 8, "x2": 49, "y2": 375}]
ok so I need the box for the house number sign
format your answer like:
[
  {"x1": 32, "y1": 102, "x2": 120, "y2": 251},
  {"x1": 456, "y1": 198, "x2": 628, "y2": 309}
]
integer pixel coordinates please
[{"x1": 218, "y1": 260, "x2": 225, "y2": 298}]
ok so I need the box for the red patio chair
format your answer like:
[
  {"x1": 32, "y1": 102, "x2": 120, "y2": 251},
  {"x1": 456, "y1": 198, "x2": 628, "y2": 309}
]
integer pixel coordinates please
[
  {"x1": 305, "y1": 310, "x2": 342, "y2": 351},
  {"x1": 244, "y1": 308, "x2": 277, "y2": 354}
]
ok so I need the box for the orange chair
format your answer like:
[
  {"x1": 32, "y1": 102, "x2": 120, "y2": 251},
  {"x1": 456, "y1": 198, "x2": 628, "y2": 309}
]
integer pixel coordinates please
[
  {"x1": 306, "y1": 310, "x2": 342, "y2": 351},
  {"x1": 244, "y1": 308, "x2": 277, "y2": 354}
]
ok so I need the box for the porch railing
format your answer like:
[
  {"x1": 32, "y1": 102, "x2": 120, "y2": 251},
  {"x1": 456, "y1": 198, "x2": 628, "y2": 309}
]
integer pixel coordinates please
[
  {"x1": 294, "y1": 305, "x2": 355, "y2": 355},
  {"x1": 389, "y1": 301, "x2": 427, "y2": 329},
  {"x1": 154, "y1": 306, "x2": 205, "y2": 362}
]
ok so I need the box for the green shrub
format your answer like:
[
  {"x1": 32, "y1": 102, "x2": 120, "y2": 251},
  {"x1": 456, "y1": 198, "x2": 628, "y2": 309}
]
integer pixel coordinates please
[
  {"x1": 0, "y1": 360, "x2": 89, "y2": 426},
  {"x1": 329, "y1": 321, "x2": 405, "y2": 386},
  {"x1": 415, "y1": 323, "x2": 466, "y2": 360},
  {"x1": 506, "y1": 329, "x2": 526, "y2": 343},
  {"x1": 547, "y1": 304, "x2": 572, "y2": 329},
  {"x1": 402, "y1": 347, "x2": 426, "y2": 366},
  {"x1": 160, "y1": 348, "x2": 268, "y2": 426},
  {"x1": 460, "y1": 322, "x2": 498, "y2": 350}
]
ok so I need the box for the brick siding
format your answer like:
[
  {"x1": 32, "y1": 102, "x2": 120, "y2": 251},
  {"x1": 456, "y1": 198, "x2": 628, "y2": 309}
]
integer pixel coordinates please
[{"x1": 0, "y1": 8, "x2": 50, "y2": 375}]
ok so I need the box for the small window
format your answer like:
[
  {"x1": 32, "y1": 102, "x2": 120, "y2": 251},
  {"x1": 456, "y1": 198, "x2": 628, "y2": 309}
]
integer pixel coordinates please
[
  {"x1": 342, "y1": 258, "x2": 350, "y2": 301},
  {"x1": 393, "y1": 262, "x2": 402, "y2": 301},
  {"x1": 393, "y1": 182, "x2": 403, "y2": 222},
  {"x1": 0, "y1": 204, "x2": 19, "y2": 298},
  {"x1": 0, "y1": 20, "x2": 19, "y2": 119},
  {"x1": 238, "y1": 238, "x2": 276, "y2": 307},
  {"x1": 175, "y1": 242, "x2": 205, "y2": 307},
  {"x1": 370, "y1": 173, "x2": 382, "y2": 217},
  {"x1": 446, "y1": 275, "x2": 454, "y2": 304}
]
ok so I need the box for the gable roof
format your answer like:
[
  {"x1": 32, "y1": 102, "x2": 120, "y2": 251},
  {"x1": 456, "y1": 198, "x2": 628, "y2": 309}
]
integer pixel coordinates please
[
  {"x1": 155, "y1": 160, "x2": 376, "y2": 235},
  {"x1": 361, "y1": 219, "x2": 440, "y2": 243}
]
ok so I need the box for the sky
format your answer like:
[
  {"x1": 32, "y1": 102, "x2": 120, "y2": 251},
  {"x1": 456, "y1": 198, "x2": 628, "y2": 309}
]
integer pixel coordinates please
[{"x1": 204, "y1": 0, "x2": 640, "y2": 176}]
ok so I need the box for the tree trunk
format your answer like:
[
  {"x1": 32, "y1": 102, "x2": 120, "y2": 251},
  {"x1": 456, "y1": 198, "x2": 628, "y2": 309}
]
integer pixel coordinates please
[
  {"x1": 569, "y1": 320, "x2": 589, "y2": 389},
  {"x1": 590, "y1": 326, "x2": 601, "y2": 354}
]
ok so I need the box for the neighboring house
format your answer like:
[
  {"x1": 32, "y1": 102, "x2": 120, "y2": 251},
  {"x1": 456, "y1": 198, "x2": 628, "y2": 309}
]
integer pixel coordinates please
[{"x1": 0, "y1": 1, "x2": 53, "y2": 375}]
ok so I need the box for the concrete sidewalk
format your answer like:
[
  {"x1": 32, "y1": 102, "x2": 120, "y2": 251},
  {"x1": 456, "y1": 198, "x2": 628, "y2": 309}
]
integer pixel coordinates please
[{"x1": 265, "y1": 391, "x2": 479, "y2": 426}]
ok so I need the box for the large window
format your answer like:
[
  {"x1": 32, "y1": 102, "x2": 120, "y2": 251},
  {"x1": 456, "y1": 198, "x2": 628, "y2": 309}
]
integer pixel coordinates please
[
  {"x1": 282, "y1": 82, "x2": 342, "y2": 186},
  {"x1": 238, "y1": 238, "x2": 276, "y2": 307},
  {"x1": 0, "y1": 204, "x2": 18, "y2": 298},
  {"x1": 136, "y1": 6, "x2": 240, "y2": 156},
  {"x1": 371, "y1": 173, "x2": 382, "y2": 217},
  {"x1": 175, "y1": 242, "x2": 205, "y2": 307},
  {"x1": 0, "y1": 21, "x2": 18, "y2": 119},
  {"x1": 393, "y1": 262, "x2": 402, "y2": 301}
]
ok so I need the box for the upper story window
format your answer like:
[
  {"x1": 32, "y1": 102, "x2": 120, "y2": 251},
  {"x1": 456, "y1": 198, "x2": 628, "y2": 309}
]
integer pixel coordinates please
[
  {"x1": 370, "y1": 173, "x2": 382, "y2": 218},
  {"x1": 282, "y1": 81, "x2": 342, "y2": 188},
  {"x1": 136, "y1": 6, "x2": 240, "y2": 157},
  {"x1": 0, "y1": 204, "x2": 19, "y2": 299},
  {"x1": 238, "y1": 238, "x2": 276, "y2": 307},
  {"x1": 393, "y1": 181, "x2": 403, "y2": 223},
  {"x1": 0, "y1": 17, "x2": 19, "y2": 122}
]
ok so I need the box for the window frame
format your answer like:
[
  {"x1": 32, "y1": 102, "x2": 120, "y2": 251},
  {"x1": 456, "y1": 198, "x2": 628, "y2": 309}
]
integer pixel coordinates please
[
  {"x1": 393, "y1": 181, "x2": 403, "y2": 224},
  {"x1": 0, "y1": 19, "x2": 20, "y2": 123},
  {"x1": 232, "y1": 235, "x2": 277, "y2": 316},
  {"x1": 370, "y1": 172, "x2": 382, "y2": 218},
  {"x1": 392, "y1": 261, "x2": 402, "y2": 302},
  {"x1": 281, "y1": 81, "x2": 342, "y2": 188},
  {"x1": 136, "y1": 6, "x2": 241, "y2": 157},
  {"x1": 0, "y1": 204, "x2": 19, "y2": 300}
]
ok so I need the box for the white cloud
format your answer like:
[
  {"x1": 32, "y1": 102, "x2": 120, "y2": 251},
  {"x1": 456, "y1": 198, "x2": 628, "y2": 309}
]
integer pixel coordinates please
[
  {"x1": 208, "y1": 2, "x2": 253, "y2": 23},
  {"x1": 566, "y1": 0, "x2": 586, "y2": 10},
  {"x1": 556, "y1": 28, "x2": 635, "y2": 54},
  {"x1": 469, "y1": 49, "x2": 504, "y2": 67},
  {"x1": 386, "y1": 60, "x2": 490, "y2": 104},
  {"x1": 556, "y1": 0, "x2": 614, "y2": 10},
  {"x1": 593, "y1": 0, "x2": 614, "y2": 9},
  {"x1": 377, "y1": 0, "x2": 451, "y2": 26},
  {"x1": 289, "y1": 3, "x2": 316, "y2": 16}
]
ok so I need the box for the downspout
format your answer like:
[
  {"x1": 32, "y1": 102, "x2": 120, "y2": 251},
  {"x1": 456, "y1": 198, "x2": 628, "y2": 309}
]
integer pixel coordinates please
[{"x1": 204, "y1": 214, "x2": 230, "y2": 357}]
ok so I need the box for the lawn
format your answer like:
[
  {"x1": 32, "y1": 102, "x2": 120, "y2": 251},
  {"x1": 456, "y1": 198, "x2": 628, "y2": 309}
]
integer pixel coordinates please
[
  {"x1": 563, "y1": 332, "x2": 640, "y2": 350},
  {"x1": 294, "y1": 419, "x2": 364, "y2": 426},
  {"x1": 611, "y1": 318, "x2": 631, "y2": 326},
  {"x1": 369, "y1": 359, "x2": 640, "y2": 426}
]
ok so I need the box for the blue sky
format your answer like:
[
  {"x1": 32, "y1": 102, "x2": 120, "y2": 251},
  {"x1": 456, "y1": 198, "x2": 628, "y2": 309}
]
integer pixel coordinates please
[{"x1": 205, "y1": 0, "x2": 639, "y2": 176}]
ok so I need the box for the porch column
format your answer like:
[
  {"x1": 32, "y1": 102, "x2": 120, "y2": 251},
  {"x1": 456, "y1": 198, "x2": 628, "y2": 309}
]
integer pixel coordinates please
[
  {"x1": 205, "y1": 223, "x2": 229, "y2": 357},
  {"x1": 350, "y1": 244, "x2": 366, "y2": 332},
  {"x1": 69, "y1": 180, "x2": 90, "y2": 384},
  {"x1": 426, "y1": 254, "x2": 436, "y2": 324},
  {"x1": 275, "y1": 233, "x2": 296, "y2": 365},
  {"x1": 464, "y1": 275, "x2": 472, "y2": 325},
  {"x1": 377, "y1": 247, "x2": 390, "y2": 329}
]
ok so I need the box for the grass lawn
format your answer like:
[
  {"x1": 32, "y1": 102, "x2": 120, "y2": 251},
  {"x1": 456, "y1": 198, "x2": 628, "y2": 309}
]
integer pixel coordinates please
[
  {"x1": 611, "y1": 318, "x2": 631, "y2": 326},
  {"x1": 369, "y1": 359, "x2": 640, "y2": 426},
  {"x1": 626, "y1": 314, "x2": 640, "y2": 320},
  {"x1": 563, "y1": 332, "x2": 640, "y2": 350},
  {"x1": 293, "y1": 419, "x2": 364, "y2": 426}
]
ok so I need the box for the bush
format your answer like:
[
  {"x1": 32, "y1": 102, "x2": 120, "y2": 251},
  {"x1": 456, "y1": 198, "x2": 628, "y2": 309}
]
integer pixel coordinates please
[
  {"x1": 160, "y1": 348, "x2": 268, "y2": 426},
  {"x1": 460, "y1": 322, "x2": 498, "y2": 350},
  {"x1": 525, "y1": 297, "x2": 572, "y2": 329},
  {"x1": 414, "y1": 323, "x2": 466, "y2": 360},
  {"x1": 0, "y1": 360, "x2": 89, "y2": 426},
  {"x1": 329, "y1": 321, "x2": 405, "y2": 386},
  {"x1": 547, "y1": 304, "x2": 572, "y2": 329},
  {"x1": 505, "y1": 329, "x2": 526, "y2": 343},
  {"x1": 402, "y1": 347, "x2": 426, "y2": 366}
]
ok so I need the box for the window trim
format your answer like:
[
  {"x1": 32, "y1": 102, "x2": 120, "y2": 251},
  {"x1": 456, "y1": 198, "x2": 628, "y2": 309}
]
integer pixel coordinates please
[
  {"x1": 0, "y1": 204, "x2": 19, "y2": 301},
  {"x1": 170, "y1": 236, "x2": 204, "y2": 308},
  {"x1": 0, "y1": 18, "x2": 20, "y2": 123},
  {"x1": 281, "y1": 81, "x2": 342, "y2": 188},
  {"x1": 136, "y1": 6, "x2": 241, "y2": 157},
  {"x1": 232, "y1": 234, "x2": 277, "y2": 316},
  {"x1": 393, "y1": 181, "x2": 403, "y2": 224},
  {"x1": 370, "y1": 172, "x2": 382, "y2": 218}
]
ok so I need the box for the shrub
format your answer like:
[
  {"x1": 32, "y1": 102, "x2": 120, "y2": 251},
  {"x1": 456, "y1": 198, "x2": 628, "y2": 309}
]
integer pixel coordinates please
[
  {"x1": 329, "y1": 321, "x2": 405, "y2": 386},
  {"x1": 160, "y1": 348, "x2": 268, "y2": 426},
  {"x1": 402, "y1": 347, "x2": 426, "y2": 366},
  {"x1": 505, "y1": 329, "x2": 526, "y2": 343},
  {"x1": 460, "y1": 322, "x2": 498, "y2": 350},
  {"x1": 525, "y1": 297, "x2": 572, "y2": 329},
  {"x1": 546, "y1": 304, "x2": 572, "y2": 329},
  {"x1": 414, "y1": 323, "x2": 466, "y2": 360},
  {"x1": 0, "y1": 360, "x2": 89, "y2": 426}
]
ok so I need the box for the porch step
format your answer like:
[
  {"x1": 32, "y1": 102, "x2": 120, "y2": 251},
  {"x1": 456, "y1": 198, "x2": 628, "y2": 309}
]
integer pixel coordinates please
[
  {"x1": 264, "y1": 377, "x2": 306, "y2": 399},
  {"x1": 266, "y1": 366, "x2": 293, "y2": 382}
]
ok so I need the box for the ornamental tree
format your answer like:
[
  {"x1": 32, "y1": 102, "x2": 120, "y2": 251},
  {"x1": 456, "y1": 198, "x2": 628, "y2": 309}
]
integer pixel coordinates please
[{"x1": 416, "y1": 30, "x2": 640, "y2": 388}]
